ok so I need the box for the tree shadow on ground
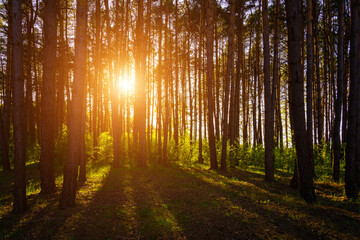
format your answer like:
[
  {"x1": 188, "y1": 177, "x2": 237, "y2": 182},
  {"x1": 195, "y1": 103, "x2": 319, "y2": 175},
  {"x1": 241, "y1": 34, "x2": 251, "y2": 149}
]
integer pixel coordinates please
[{"x1": 1, "y1": 163, "x2": 359, "y2": 239}]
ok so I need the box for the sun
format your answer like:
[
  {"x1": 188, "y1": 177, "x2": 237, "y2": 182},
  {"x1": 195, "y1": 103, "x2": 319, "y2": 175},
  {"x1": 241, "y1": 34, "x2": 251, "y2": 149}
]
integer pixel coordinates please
[{"x1": 118, "y1": 75, "x2": 131, "y2": 91}]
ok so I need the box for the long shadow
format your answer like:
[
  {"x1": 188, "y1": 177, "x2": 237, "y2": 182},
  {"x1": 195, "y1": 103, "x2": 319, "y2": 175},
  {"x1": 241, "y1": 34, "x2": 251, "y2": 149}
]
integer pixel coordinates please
[
  {"x1": 177, "y1": 165, "x2": 360, "y2": 239},
  {"x1": 71, "y1": 166, "x2": 141, "y2": 240},
  {"x1": 3, "y1": 163, "x2": 358, "y2": 239},
  {"x1": 139, "y1": 164, "x2": 323, "y2": 239},
  {"x1": 0, "y1": 163, "x2": 110, "y2": 239}
]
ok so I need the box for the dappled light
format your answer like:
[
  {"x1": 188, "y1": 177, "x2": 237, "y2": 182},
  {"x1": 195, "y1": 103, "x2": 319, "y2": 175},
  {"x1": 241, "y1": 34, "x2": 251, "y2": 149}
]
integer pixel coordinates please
[{"x1": 1, "y1": 0, "x2": 360, "y2": 239}]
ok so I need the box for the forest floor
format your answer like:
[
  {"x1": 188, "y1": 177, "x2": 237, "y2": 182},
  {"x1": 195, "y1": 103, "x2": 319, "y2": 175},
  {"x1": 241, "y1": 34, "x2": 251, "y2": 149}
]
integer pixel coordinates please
[{"x1": 0, "y1": 161, "x2": 360, "y2": 240}]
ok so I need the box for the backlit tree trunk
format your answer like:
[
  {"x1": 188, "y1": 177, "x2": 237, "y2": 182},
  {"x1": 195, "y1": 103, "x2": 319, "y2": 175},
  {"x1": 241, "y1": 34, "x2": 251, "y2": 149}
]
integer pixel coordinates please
[
  {"x1": 205, "y1": 0, "x2": 217, "y2": 170},
  {"x1": 12, "y1": 0, "x2": 27, "y2": 213},
  {"x1": 285, "y1": 0, "x2": 316, "y2": 203},
  {"x1": 263, "y1": 0, "x2": 274, "y2": 182},
  {"x1": 40, "y1": 0, "x2": 57, "y2": 193},
  {"x1": 60, "y1": 0, "x2": 88, "y2": 208},
  {"x1": 332, "y1": 0, "x2": 344, "y2": 182}
]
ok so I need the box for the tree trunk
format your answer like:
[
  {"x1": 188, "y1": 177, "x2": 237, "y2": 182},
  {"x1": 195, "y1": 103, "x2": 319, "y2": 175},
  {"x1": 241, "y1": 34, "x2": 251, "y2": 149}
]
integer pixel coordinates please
[
  {"x1": 263, "y1": 0, "x2": 274, "y2": 182},
  {"x1": 1, "y1": 0, "x2": 12, "y2": 171},
  {"x1": 332, "y1": 0, "x2": 344, "y2": 182},
  {"x1": 135, "y1": 0, "x2": 146, "y2": 167},
  {"x1": 60, "y1": 0, "x2": 88, "y2": 208},
  {"x1": 157, "y1": 0, "x2": 163, "y2": 164},
  {"x1": 163, "y1": 0, "x2": 169, "y2": 166},
  {"x1": 198, "y1": 0, "x2": 204, "y2": 164},
  {"x1": 174, "y1": 0, "x2": 179, "y2": 149},
  {"x1": 220, "y1": 0, "x2": 235, "y2": 171},
  {"x1": 285, "y1": 0, "x2": 316, "y2": 203},
  {"x1": 205, "y1": 0, "x2": 217, "y2": 170},
  {"x1": 40, "y1": 0, "x2": 57, "y2": 193},
  {"x1": 345, "y1": 0, "x2": 359, "y2": 199},
  {"x1": 306, "y1": 0, "x2": 314, "y2": 179},
  {"x1": 12, "y1": 0, "x2": 27, "y2": 213}
]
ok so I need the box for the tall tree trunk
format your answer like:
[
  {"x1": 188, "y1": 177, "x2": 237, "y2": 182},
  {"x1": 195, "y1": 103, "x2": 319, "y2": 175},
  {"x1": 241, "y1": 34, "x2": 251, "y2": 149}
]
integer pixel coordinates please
[
  {"x1": 1, "y1": 0, "x2": 12, "y2": 171},
  {"x1": 205, "y1": 0, "x2": 217, "y2": 170},
  {"x1": 157, "y1": 0, "x2": 163, "y2": 164},
  {"x1": 198, "y1": 0, "x2": 204, "y2": 164},
  {"x1": 314, "y1": 0, "x2": 322, "y2": 144},
  {"x1": 220, "y1": 0, "x2": 235, "y2": 171},
  {"x1": 93, "y1": 0, "x2": 100, "y2": 161},
  {"x1": 40, "y1": 0, "x2": 57, "y2": 193},
  {"x1": 332, "y1": 0, "x2": 344, "y2": 182},
  {"x1": 163, "y1": 0, "x2": 169, "y2": 166},
  {"x1": 105, "y1": 0, "x2": 121, "y2": 169},
  {"x1": 12, "y1": 0, "x2": 27, "y2": 213},
  {"x1": 274, "y1": 0, "x2": 282, "y2": 148},
  {"x1": 285, "y1": 0, "x2": 316, "y2": 203},
  {"x1": 263, "y1": 0, "x2": 274, "y2": 182},
  {"x1": 135, "y1": 0, "x2": 146, "y2": 167},
  {"x1": 306, "y1": 0, "x2": 314, "y2": 178},
  {"x1": 174, "y1": 0, "x2": 179, "y2": 149},
  {"x1": 345, "y1": 0, "x2": 359, "y2": 199},
  {"x1": 60, "y1": 0, "x2": 88, "y2": 208}
]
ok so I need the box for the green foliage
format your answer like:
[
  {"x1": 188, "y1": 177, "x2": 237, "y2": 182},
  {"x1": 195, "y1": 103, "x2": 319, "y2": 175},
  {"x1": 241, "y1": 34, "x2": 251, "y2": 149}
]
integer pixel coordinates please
[
  {"x1": 274, "y1": 147, "x2": 296, "y2": 173},
  {"x1": 313, "y1": 141, "x2": 346, "y2": 181},
  {"x1": 169, "y1": 133, "x2": 194, "y2": 165},
  {"x1": 235, "y1": 144, "x2": 265, "y2": 169},
  {"x1": 96, "y1": 132, "x2": 113, "y2": 163},
  {"x1": 55, "y1": 124, "x2": 68, "y2": 164},
  {"x1": 85, "y1": 130, "x2": 94, "y2": 161},
  {"x1": 26, "y1": 143, "x2": 40, "y2": 165}
]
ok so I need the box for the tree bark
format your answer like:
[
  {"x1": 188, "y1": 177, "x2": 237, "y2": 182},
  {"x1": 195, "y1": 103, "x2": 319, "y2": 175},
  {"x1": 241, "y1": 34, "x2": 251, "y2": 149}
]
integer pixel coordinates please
[
  {"x1": 40, "y1": 0, "x2": 57, "y2": 193},
  {"x1": 12, "y1": 0, "x2": 27, "y2": 213},
  {"x1": 306, "y1": 0, "x2": 314, "y2": 179},
  {"x1": 220, "y1": 0, "x2": 235, "y2": 171},
  {"x1": 263, "y1": 0, "x2": 274, "y2": 182},
  {"x1": 285, "y1": 0, "x2": 316, "y2": 203},
  {"x1": 1, "y1": 0, "x2": 12, "y2": 171},
  {"x1": 332, "y1": 0, "x2": 344, "y2": 182},
  {"x1": 345, "y1": 0, "x2": 360, "y2": 199},
  {"x1": 135, "y1": 0, "x2": 146, "y2": 167},
  {"x1": 205, "y1": 0, "x2": 217, "y2": 170},
  {"x1": 60, "y1": 0, "x2": 88, "y2": 208}
]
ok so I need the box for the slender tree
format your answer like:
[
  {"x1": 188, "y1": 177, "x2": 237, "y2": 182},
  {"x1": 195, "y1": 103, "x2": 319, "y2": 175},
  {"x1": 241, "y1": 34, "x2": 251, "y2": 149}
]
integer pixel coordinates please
[
  {"x1": 332, "y1": 0, "x2": 344, "y2": 182},
  {"x1": 205, "y1": 0, "x2": 217, "y2": 170},
  {"x1": 12, "y1": 0, "x2": 27, "y2": 213},
  {"x1": 220, "y1": 0, "x2": 235, "y2": 171},
  {"x1": 1, "y1": 0, "x2": 12, "y2": 172},
  {"x1": 135, "y1": 0, "x2": 146, "y2": 167},
  {"x1": 263, "y1": 0, "x2": 274, "y2": 182},
  {"x1": 306, "y1": 0, "x2": 314, "y2": 179}
]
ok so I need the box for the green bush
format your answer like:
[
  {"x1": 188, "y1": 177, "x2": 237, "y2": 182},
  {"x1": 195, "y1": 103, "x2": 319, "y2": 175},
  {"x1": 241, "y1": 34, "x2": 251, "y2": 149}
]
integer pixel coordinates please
[
  {"x1": 96, "y1": 132, "x2": 113, "y2": 164},
  {"x1": 55, "y1": 124, "x2": 68, "y2": 164},
  {"x1": 274, "y1": 147, "x2": 296, "y2": 173}
]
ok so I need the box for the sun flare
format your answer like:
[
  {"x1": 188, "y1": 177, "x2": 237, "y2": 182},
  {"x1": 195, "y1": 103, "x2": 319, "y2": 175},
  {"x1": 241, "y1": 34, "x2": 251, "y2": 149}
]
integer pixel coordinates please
[{"x1": 118, "y1": 75, "x2": 131, "y2": 91}]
